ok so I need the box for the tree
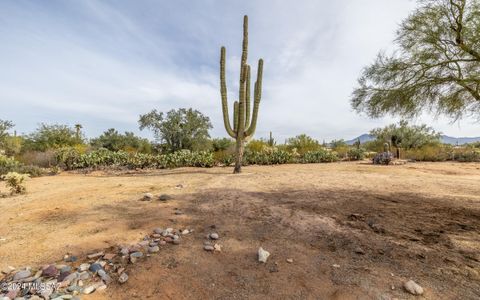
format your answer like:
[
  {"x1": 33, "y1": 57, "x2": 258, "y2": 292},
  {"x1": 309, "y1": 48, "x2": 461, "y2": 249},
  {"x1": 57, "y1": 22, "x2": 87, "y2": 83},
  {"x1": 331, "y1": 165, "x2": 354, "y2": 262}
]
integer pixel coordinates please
[
  {"x1": 370, "y1": 121, "x2": 441, "y2": 157},
  {"x1": 352, "y1": 0, "x2": 480, "y2": 120},
  {"x1": 286, "y1": 134, "x2": 321, "y2": 155},
  {"x1": 139, "y1": 108, "x2": 212, "y2": 153},
  {"x1": 0, "y1": 120, "x2": 20, "y2": 156},
  {"x1": 0, "y1": 120, "x2": 14, "y2": 143},
  {"x1": 91, "y1": 128, "x2": 152, "y2": 153},
  {"x1": 23, "y1": 124, "x2": 84, "y2": 151}
]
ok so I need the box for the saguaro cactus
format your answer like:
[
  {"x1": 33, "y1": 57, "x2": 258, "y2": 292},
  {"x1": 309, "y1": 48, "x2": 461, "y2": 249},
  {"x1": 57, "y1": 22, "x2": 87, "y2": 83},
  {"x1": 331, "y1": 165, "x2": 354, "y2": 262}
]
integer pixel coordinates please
[{"x1": 220, "y1": 15, "x2": 264, "y2": 173}]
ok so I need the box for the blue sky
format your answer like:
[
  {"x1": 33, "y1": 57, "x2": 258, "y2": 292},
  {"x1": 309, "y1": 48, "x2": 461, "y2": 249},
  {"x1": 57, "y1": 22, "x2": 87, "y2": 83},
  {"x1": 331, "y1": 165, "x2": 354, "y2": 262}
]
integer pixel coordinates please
[{"x1": 0, "y1": 0, "x2": 478, "y2": 141}]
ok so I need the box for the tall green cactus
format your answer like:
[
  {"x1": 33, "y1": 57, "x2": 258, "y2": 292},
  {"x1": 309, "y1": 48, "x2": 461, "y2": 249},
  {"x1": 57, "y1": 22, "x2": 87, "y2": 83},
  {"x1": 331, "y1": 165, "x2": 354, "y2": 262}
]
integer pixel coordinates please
[{"x1": 220, "y1": 15, "x2": 264, "y2": 173}]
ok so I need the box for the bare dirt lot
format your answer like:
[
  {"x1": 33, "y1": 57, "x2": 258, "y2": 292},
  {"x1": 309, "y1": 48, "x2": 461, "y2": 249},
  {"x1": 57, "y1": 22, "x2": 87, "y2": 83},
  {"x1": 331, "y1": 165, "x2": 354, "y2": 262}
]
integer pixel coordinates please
[{"x1": 1, "y1": 162, "x2": 480, "y2": 299}]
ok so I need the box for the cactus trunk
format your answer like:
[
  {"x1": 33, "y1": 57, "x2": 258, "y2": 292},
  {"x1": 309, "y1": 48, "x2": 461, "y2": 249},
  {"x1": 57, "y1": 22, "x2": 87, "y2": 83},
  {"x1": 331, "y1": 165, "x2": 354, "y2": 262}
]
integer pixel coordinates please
[{"x1": 220, "y1": 15, "x2": 264, "y2": 174}]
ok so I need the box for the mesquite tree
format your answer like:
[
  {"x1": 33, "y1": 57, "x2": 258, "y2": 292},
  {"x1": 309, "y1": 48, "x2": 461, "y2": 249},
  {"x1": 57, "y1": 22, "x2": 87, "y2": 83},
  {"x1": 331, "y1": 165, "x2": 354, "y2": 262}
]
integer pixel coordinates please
[
  {"x1": 352, "y1": 0, "x2": 480, "y2": 120},
  {"x1": 220, "y1": 15, "x2": 264, "y2": 173}
]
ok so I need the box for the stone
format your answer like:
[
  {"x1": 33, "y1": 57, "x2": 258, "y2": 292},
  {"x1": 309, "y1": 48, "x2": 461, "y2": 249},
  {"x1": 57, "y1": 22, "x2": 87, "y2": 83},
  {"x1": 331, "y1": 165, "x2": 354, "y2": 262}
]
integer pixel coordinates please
[
  {"x1": 64, "y1": 255, "x2": 78, "y2": 262},
  {"x1": 96, "y1": 283, "x2": 107, "y2": 291},
  {"x1": 120, "y1": 247, "x2": 130, "y2": 256},
  {"x1": 148, "y1": 246, "x2": 160, "y2": 253},
  {"x1": 174, "y1": 210, "x2": 184, "y2": 215},
  {"x1": 87, "y1": 251, "x2": 104, "y2": 259},
  {"x1": 258, "y1": 247, "x2": 270, "y2": 263},
  {"x1": 214, "y1": 244, "x2": 222, "y2": 252},
  {"x1": 82, "y1": 285, "x2": 96, "y2": 294},
  {"x1": 42, "y1": 265, "x2": 58, "y2": 277},
  {"x1": 332, "y1": 264, "x2": 340, "y2": 268},
  {"x1": 130, "y1": 251, "x2": 143, "y2": 258},
  {"x1": 138, "y1": 240, "x2": 149, "y2": 247},
  {"x1": 5, "y1": 290, "x2": 18, "y2": 299},
  {"x1": 286, "y1": 258, "x2": 293, "y2": 263},
  {"x1": 118, "y1": 272, "x2": 129, "y2": 284},
  {"x1": 57, "y1": 271, "x2": 71, "y2": 282},
  {"x1": 209, "y1": 233, "x2": 219, "y2": 240},
  {"x1": 79, "y1": 263, "x2": 90, "y2": 272},
  {"x1": 13, "y1": 269, "x2": 31, "y2": 280},
  {"x1": 60, "y1": 266, "x2": 72, "y2": 273},
  {"x1": 78, "y1": 271, "x2": 90, "y2": 280},
  {"x1": 204, "y1": 245, "x2": 214, "y2": 251},
  {"x1": 103, "y1": 253, "x2": 116, "y2": 260},
  {"x1": 1, "y1": 266, "x2": 15, "y2": 274},
  {"x1": 181, "y1": 229, "x2": 190, "y2": 235},
  {"x1": 354, "y1": 247, "x2": 365, "y2": 255},
  {"x1": 62, "y1": 272, "x2": 78, "y2": 282},
  {"x1": 153, "y1": 228, "x2": 163, "y2": 234},
  {"x1": 142, "y1": 193, "x2": 153, "y2": 201},
  {"x1": 98, "y1": 269, "x2": 112, "y2": 284},
  {"x1": 159, "y1": 194, "x2": 172, "y2": 201},
  {"x1": 89, "y1": 263, "x2": 103, "y2": 273},
  {"x1": 404, "y1": 280, "x2": 424, "y2": 295}
]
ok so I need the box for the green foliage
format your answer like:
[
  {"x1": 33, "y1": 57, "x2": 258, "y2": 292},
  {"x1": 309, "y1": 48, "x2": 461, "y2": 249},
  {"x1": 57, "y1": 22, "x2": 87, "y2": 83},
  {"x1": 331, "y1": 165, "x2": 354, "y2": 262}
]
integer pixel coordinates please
[
  {"x1": 404, "y1": 144, "x2": 452, "y2": 161},
  {"x1": 370, "y1": 121, "x2": 441, "y2": 150},
  {"x1": 453, "y1": 148, "x2": 480, "y2": 162},
  {"x1": 347, "y1": 148, "x2": 366, "y2": 161},
  {"x1": 352, "y1": 0, "x2": 480, "y2": 120},
  {"x1": 244, "y1": 148, "x2": 293, "y2": 165},
  {"x1": 1, "y1": 172, "x2": 29, "y2": 194},
  {"x1": 91, "y1": 128, "x2": 152, "y2": 153},
  {"x1": 301, "y1": 149, "x2": 339, "y2": 163},
  {"x1": 55, "y1": 148, "x2": 215, "y2": 170},
  {"x1": 0, "y1": 154, "x2": 21, "y2": 175},
  {"x1": 139, "y1": 108, "x2": 212, "y2": 153},
  {"x1": 246, "y1": 139, "x2": 271, "y2": 153},
  {"x1": 211, "y1": 138, "x2": 234, "y2": 152},
  {"x1": 286, "y1": 134, "x2": 321, "y2": 155},
  {"x1": 23, "y1": 123, "x2": 85, "y2": 152},
  {"x1": 330, "y1": 139, "x2": 349, "y2": 159}
]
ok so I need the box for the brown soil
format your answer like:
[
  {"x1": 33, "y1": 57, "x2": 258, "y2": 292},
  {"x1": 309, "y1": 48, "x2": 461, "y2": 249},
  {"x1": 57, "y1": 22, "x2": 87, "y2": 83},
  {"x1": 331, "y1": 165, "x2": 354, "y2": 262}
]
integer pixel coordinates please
[{"x1": 1, "y1": 162, "x2": 480, "y2": 299}]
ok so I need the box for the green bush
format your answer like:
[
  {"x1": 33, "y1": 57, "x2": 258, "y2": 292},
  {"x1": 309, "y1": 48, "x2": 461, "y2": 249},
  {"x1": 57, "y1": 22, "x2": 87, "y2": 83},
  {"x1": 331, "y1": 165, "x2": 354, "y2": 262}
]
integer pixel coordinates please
[
  {"x1": 245, "y1": 148, "x2": 293, "y2": 165},
  {"x1": 1, "y1": 172, "x2": 29, "y2": 194},
  {"x1": 404, "y1": 145, "x2": 451, "y2": 161},
  {"x1": 347, "y1": 148, "x2": 366, "y2": 161},
  {"x1": 0, "y1": 154, "x2": 43, "y2": 177},
  {"x1": 301, "y1": 149, "x2": 338, "y2": 163},
  {"x1": 453, "y1": 149, "x2": 480, "y2": 162}
]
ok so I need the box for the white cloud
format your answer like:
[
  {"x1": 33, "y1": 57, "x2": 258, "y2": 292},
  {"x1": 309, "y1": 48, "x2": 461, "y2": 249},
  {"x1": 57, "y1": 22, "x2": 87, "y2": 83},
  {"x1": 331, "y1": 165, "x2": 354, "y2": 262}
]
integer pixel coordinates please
[{"x1": 0, "y1": 0, "x2": 478, "y2": 141}]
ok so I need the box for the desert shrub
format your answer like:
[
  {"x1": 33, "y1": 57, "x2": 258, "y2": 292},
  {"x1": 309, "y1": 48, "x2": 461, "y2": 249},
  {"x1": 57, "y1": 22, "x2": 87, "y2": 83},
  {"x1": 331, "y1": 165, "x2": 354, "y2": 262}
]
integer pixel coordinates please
[
  {"x1": 91, "y1": 129, "x2": 152, "y2": 153},
  {"x1": 55, "y1": 147, "x2": 82, "y2": 170},
  {"x1": 246, "y1": 139, "x2": 271, "y2": 153},
  {"x1": 0, "y1": 154, "x2": 43, "y2": 177},
  {"x1": 18, "y1": 150, "x2": 56, "y2": 168},
  {"x1": 404, "y1": 144, "x2": 451, "y2": 161},
  {"x1": 347, "y1": 148, "x2": 366, "y2": 161},
  {"x1": 301, "y1": 149, "x2": 338, "y2": 163},
  {"x1": 286, "y1": 134, "x2": 321, "y2": 155},
  {"x1": 211, "y1": 138, "x2": 234, "y2": 152},
  {"x1": 0, "y1": 154, "x2": 21, "y2": 174},
  {"x1": 244, "y1": 148, "x2": 293, "y2": 165},
  {"x1": 1, "y1": 172, "x2": 29, "y2": 194},
  {"x1": 453, "y1": 149, "x2": 480, "y2": 162},
  {"x1": 23, "y1": 123, "x2": 85, "y2": 152}
]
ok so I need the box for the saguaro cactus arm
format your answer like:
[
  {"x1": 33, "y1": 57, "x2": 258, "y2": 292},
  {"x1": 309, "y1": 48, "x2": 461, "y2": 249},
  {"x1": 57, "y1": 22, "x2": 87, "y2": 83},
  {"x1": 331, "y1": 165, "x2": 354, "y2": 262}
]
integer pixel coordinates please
[
  {"x1": 246, "y1": 58, "x2": 263, "y2": 137},
  {"x1": 220, "y1": 47, "x2": 236, "y2": 138}
]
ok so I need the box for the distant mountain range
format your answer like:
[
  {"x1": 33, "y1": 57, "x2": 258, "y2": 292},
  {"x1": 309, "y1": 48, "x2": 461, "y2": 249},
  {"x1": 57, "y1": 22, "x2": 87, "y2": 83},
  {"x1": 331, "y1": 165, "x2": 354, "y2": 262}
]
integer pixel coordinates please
[{"x1": 345, "y1": 134, "x2": 480, "y2": 145}]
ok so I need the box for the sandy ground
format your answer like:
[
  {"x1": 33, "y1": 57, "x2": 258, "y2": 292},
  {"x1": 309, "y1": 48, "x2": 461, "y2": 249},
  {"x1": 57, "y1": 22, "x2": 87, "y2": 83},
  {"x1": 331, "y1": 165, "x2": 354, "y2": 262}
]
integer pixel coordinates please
[{"x1": 1, "y1": 162, "x2": 480, "y2": 299}]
